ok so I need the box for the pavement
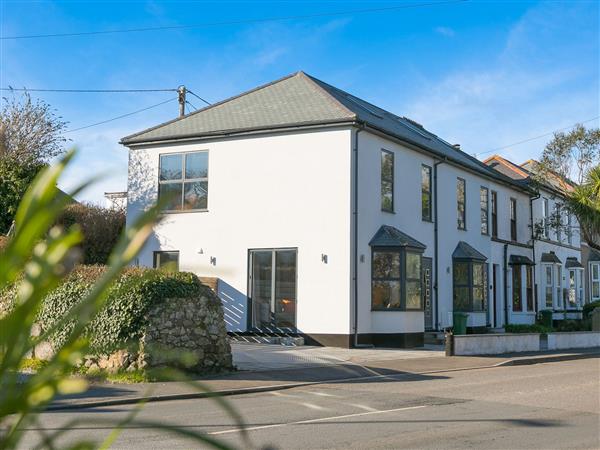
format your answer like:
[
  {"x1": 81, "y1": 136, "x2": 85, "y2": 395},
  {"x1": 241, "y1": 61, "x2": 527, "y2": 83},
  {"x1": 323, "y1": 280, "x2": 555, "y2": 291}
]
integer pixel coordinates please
[
  {"x1": 47, "y1": 343, "x2": 600, "y2": 411},
  {"x1": 23, "y1": 357, "x2": 600, "y2": 449}
]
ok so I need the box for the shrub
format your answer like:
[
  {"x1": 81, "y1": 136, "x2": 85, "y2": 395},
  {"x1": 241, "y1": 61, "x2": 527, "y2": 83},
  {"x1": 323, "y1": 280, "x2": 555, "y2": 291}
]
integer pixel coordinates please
[
  {"x1": 0, "y1": 265, "x2": 210, "y2": 354},
  {"x1": 505, "y1": 323, "x2": 553, "y2": 334},
  {"x1": 554, "y1": 319, "x2": 592, "y2": 332},
  {"x1": 583, "y1": 300, "x2": 600, "y2": 319},
  {"x1": 0, "y1": 235, "x2": 8, "y2": 252},
  {"x1": 56, "y1": 203, "x2": 125, "y2": 264}
]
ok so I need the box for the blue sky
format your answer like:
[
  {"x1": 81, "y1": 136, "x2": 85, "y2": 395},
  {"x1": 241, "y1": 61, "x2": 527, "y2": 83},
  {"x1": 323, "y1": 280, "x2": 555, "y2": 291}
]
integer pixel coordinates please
[{"x1": 1, "y1": 0, "x2": 598, "y2": 203}]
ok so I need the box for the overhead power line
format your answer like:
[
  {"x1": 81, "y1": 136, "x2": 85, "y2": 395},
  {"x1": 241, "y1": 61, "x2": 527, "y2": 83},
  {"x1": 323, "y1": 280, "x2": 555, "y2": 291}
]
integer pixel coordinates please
[
  {"x1": 476, "y1": 116, "x2": 600, "y2": 157},
  {"x1": 187, "y1": 90, "x2": 211, "y2": 106},
  {"x1": 66, "y1": 97, "x2": 176, "y2": 133},
  {"x1": 0, "y1": 0, "x2": 468, "y2": 40},
  {"x1": 185, "y1": 100, "x2": 198, "y2": 111},
  {"x1": 1, "y1": 87, "x2": 177, "y2": 93}
]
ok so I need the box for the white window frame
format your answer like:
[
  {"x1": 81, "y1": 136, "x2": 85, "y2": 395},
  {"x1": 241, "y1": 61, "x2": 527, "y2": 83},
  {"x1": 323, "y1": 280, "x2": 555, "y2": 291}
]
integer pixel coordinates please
[
  {"x1": 591, "y1": 263, "x2": 600, "y2": 302},
  {"x1": 158, "y1": 150, "x2": 209, "y2": 212},
  {"x1": 543, "y1": 264, "x2": 554, "y2": 309}
]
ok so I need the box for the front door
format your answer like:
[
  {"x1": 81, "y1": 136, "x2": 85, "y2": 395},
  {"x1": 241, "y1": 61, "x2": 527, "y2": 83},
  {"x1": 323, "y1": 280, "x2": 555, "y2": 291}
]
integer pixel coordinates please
[
  {"x1": 249, "y1": 248, "x2": 297, "y2": 330},
  {"x1": 423, "y1": 257, "x2": 433, "y2": 330}
]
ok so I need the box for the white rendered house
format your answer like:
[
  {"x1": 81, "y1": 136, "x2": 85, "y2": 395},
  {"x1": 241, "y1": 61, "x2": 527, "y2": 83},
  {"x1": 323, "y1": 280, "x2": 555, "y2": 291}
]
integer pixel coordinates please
[{"x1": 122, "y1": 72, "x2": 583, "y2": 347}]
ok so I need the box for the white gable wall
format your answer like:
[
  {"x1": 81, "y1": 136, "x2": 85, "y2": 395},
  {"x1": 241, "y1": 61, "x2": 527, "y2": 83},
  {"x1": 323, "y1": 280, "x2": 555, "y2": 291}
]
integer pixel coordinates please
[{"x1": 127, "y1": 128, "x2": 354, "y2": 336}]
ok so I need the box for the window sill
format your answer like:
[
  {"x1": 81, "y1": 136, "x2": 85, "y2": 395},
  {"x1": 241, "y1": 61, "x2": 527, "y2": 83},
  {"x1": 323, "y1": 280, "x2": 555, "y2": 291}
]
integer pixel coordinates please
[
  {"x1": 422, "y1": 218, "x2": 433, "y2": 223},
  {"x1": 371, "y1": 308, "x2": 423, "y2": 312},
  {"x1": 381, "y1": 209, "x2": 395, "y2": 214},
  {"x1": 159, "y1": 209, "x2": 209, "y2": 215}
]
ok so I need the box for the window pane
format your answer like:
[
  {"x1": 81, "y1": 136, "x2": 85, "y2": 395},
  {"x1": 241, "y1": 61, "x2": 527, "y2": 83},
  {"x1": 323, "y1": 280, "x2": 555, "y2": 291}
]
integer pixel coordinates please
[
  {"x1": 406, "y1": 280, "x2": 422, "y2": 309},
  {"x1": 160, "y1": 154, "x2": 182, "y2": 181},
  {"x1": 593, "y1": 281, "x2": 600, "y2": 299},
  {"x1": 381, "y1": 180, "x2": 393, "y2": 211},
  {"x1": 274, "y1": 250, "x2": 297, "y2": 328},
  {"x1": 251, "y1": 251, "x2": 273, "y2": 328},
  {"x1": 183, "y1": 181, "x2": 208, "y2": 210},
  {"x1": 372, "y1": 252, "x2": 400, "y2": 279},
  {"x1": 593, "y1": 264, "x2": 599, "y2": 280},
  {"x1": 406, "y1": 253, "x2": 421, "y2": 279},
  {"x1": 473, "y1": 263, "x2": 484, "y2": 286},
  {"x1": 454, "y1": 287, "x2": 470, "y2": 311},
  {"x1": 381, "y1": 151, "x2": 393, "y2": 180},
  {"x1": 453, "y1": 262, "x2": 469, "y2": 285},
  {"x1": 155, "y1": 251, "x2": 179, "y2": 271},
  {"x1": 512, "y1": 267, "x2": 522, "y2": 312},
  {"x1": 545, "y1": 287, "x2": 553, "y2": 308},
  {"x1": 372, "y1": 280, "x2": 401, "y2": 309},
  {"x1": 422, "y1": 166, "x2": 431, "y2": 220},
  {"x1": 158, "y1": 182, "x2": 182, "y2": 210},
  {"x1": 185, "y1": 152, "x2": 208, "y2": 179},
  {"x1": 457, "y1": 178, "x2": 466, "y2": 229},
  {"x1": 473, "y1": 287, "x2": 485, "y2": 311},
  {"x1": 545, "y1": 266, "x2": 553, "y2": 285},
  {"x1": 480, "y1": 188, "x2": 488, "y2": 234}
]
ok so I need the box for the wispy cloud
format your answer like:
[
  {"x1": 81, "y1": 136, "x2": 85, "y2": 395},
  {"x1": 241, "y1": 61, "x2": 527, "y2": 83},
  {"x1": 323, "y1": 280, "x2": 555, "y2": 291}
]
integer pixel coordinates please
[
  {"x1": 435, "y1": 26, "x2": 455, "y2": 37},
  {"x1": 404, "y1": 2, "x2": 599, "y2": 161}
]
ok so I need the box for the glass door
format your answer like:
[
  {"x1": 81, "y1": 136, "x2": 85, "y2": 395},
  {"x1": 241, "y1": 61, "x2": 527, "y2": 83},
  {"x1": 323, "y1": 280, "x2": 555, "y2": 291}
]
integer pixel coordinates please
[{"x1": 249, "y1": 249, "x2": 297, "y2": 330}]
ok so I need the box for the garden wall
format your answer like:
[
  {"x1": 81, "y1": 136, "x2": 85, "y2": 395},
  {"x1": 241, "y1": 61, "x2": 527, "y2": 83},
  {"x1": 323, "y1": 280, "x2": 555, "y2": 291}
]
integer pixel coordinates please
[
  {"x1": 546, "y1": 332, "x2": 600, "y2": 350},
  {"x1": 453, "y1": 334, "x2": 540, "y2": 355}
]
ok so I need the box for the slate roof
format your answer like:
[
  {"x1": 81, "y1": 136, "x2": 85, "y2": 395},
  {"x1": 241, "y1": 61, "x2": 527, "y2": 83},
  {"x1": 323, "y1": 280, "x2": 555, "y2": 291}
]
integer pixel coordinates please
[
  {"x1": 509, "y1": 255, "x2": 535, "y2": 265},
  {"x1": 368, "y1": 225, "x2": 426, "y2": 250},
  {"x1": 120, "y1": 72, "x2": 528, "y2": 189},
  {"x1": 541, "y1": 252, "x2": 562, "y2": 264},
  {"x1": 452, "y1": 241, "x2": 487, "y2": 261},
  {"x1": 565, "y1": 257, "x2": 583, "y2": 269}
]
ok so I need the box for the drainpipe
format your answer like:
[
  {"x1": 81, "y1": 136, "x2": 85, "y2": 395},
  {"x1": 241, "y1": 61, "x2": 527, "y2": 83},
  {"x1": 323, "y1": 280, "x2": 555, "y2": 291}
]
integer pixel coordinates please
[
  {"x1": 503, "y1": 243, "x2": 509, "y2": 326},
  {"x1": 433, "y1": 158, "x2": 447, "y2": 330},
  {"x1": 352, "y1": 125, "x2": 371, "y2": 348},
  {"x1": 529, "y1": 193, "x2": 541, "y2": 313}
]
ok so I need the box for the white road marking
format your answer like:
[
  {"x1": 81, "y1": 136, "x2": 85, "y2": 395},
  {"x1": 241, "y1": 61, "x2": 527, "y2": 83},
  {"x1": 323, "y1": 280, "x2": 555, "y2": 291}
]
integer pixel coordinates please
[
  {"x1": 348, "y1": 403, "x2": 378, "y2": 412},
  {"x1": 208, "y1": 405, "x2": 428, "y2": 436},
  {"x1": 299, "y1": 402, "x2": 328, "y2": 411}
]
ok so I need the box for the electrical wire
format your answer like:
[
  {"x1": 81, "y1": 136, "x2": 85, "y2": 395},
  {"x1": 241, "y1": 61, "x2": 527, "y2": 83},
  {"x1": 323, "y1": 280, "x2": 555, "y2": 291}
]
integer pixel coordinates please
[
  {"x1": 1, "y1": 87, "x2": 177, "y2": 93},
  {"x1": 65, "y1": 97, "x2": 176, "y2": 133},
  {"x1": 187, "y1": 90, "x2": 211, "y2": 106},
  {"x1": 185, "y1": 100, "x2": 198, "y2": 111},
  {"x1": 476, "y1": 116, "x2": 600, "y2": 157},
  {"x1": 0, "y1": 1, "x2": 469, "y2": 40}
]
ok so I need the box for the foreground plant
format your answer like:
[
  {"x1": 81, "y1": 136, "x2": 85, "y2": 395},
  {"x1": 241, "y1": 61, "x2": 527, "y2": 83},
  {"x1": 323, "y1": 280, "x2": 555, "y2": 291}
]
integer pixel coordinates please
[{"x1": 0, "y1": 151, "x2": 251, "y2": 449}]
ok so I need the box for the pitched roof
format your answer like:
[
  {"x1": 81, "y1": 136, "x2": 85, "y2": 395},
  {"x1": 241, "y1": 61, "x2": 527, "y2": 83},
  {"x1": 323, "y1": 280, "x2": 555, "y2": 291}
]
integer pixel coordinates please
[
  {"x1": 565, "y1": 257, "x2": 583, "y2": 269},
  {"x1": 541, "y1": 252, "x2": 562, "y2": 264},
  {"x1": 120, "y1": 72, "x2": 527, "y2": 189},
  {"x1": 368, "y1": 225, "x2": 426, "y2": 250},
  {"x1": 509, "y1": 254, "x2": 535, "y2": 265},
  {"x1": 452, "y1": 241, "x2": 487, "y2": 261}
]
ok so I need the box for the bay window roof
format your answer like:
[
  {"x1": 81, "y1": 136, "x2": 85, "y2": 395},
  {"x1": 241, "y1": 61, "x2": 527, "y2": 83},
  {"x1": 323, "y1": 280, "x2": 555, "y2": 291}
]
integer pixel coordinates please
[
  {"x1": 452, "y1": 241, "x2": 487, "y2": 261},
  {"x1": 368, "y1": 225, "x2": 426, "y2": 251},
  {"x1": 509, "y1": 255, "x2": 535, "y2": 265},
  {"x1": 541, "y1": 252, "x2": 562, "y2": 264}
]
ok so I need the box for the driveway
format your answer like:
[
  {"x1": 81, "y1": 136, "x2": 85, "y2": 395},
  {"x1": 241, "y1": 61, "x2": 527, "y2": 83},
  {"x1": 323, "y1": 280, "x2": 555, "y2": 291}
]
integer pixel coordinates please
[{"x1": 231, "y1": 342, "x2": 445, "y2": 371}]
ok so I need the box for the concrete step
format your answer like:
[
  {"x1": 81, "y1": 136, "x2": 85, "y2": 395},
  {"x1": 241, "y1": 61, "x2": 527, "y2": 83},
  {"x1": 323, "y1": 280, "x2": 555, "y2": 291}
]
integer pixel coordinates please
[
  {"x1": 424, "y1": 331, "x2": 445, "y2": 345},
  {"x1": 229, "y1": 335, "x2": 305, "y2": 346}
]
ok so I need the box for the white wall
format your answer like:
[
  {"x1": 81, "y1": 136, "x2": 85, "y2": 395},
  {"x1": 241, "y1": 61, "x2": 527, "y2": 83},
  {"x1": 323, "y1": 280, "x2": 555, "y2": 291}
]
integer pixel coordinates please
[
  {"x1": 355, "y1": 130, "x2": 534, "y2": 334},
  {"x1": 127, "y1": 128, "x2": 354, "y2": 335}
]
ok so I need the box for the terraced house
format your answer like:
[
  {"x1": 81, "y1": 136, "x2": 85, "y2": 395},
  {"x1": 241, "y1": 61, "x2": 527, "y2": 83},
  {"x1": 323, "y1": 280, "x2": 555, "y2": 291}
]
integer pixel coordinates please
[{"x1": 121, "y1": 71, "x2": 587, "y2": 348}]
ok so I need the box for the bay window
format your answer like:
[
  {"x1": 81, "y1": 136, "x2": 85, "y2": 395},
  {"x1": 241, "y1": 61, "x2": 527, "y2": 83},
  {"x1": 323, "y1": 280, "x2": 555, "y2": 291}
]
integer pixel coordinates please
[{"x1": 372, "y1": 249, "x2": 424, "y2": 310}]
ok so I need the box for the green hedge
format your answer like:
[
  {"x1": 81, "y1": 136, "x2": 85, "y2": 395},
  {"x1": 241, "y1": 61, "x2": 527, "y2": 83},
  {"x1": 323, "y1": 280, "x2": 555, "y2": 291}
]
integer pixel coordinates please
[
  {"x1": 0, "y1": 265, "x2": 209, "y2": 353},
  {"x1": 505, "y1": 324, "x2": 553, "y2": 334},
  {"x1": 583, "y1": 300, "x2": 600, "y2": 319}
]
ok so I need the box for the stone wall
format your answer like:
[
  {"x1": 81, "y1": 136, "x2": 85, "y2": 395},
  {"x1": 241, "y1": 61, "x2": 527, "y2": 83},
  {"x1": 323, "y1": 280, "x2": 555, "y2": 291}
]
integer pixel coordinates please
[{"x1": 34, "y1": 283, "x2": 232, "y2": 375}]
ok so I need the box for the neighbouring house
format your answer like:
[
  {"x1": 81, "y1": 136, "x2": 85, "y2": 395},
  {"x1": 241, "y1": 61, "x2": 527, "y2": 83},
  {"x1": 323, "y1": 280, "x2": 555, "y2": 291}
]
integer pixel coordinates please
[
  {"x1": 484, "y1": 155, "x2": 585, "y2": 321},
  {"x1": 104, "y1": 191, "x2": 127, "y2": 210},
  {"x1": 121, "y1": 71, "x2": 586, "y2": 348},
  {"x1": 582, "y1": 239, "x2": 600, "y2": 305}
]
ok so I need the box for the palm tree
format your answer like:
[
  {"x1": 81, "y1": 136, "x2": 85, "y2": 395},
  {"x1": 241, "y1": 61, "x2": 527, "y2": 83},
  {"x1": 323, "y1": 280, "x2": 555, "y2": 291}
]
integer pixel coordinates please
[{"x1": 565, "y1": 165, "x2": 600, "y2": 250}]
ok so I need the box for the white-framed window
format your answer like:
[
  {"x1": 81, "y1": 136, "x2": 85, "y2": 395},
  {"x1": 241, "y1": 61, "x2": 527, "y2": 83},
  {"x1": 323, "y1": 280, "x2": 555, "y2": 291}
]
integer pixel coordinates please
[
  {"x1": 544, "y1": 265, "x2": 553, "y2": 308},
  {"x1": 567, "y1": 213, "x2": 573, "y2": 245},
  {"x1": 158, "y1": 151, "x2": 209, "y2": 212},
  {"x1": 556, "y1": 265, "x2": 563, "y2": 309},
  {"x1": 591, "y1": 263, "x2": 600, "y2": 301},
  {"x1": 568, "y1": 269, "x2": 576, "y2": 307},
  {"x1": 542, "y1": 197, "x2": 549, "y2": 238}
]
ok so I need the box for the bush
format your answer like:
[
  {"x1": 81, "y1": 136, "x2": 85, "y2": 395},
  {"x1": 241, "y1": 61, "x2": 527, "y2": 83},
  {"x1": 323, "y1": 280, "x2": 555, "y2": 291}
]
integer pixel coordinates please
[
  {"x1": 0, "y1": 235, "x2": 8, "y2": 252},
  {"x1": 0, "y1": 265, "x2": 209, "y2": 353},
  {"x1": 583, "y1": 300, "x2": 600, "y2": 319},
  {"x1": 56, "y1": 203, "x2": 125, "y2": 264},
  {"x1": 554, "y1": 319, "x2": 591, "y2": 332},
  {"x1": 505, "y1": 324, "x2": 553, "y2": 334}
]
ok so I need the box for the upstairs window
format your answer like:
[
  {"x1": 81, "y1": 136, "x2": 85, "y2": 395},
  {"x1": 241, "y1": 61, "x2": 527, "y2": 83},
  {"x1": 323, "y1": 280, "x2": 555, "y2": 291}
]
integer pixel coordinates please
[
  {"x1": 381, "y1": 150, "x2": 394, "y2": 212},
  {"x1": 491, "y1": 191, "x2": 498, "y2": 238},
  {"x1": 555, "y1": 204, "x2": 562, "y2": 242},
  {"x1": 510, "y1": 198, "x2": 517, "y2": 241},
  {"x1": 457, "y1": 178, "x2": 466, "y2": 230},
  {"x1": 421, "y1": 165, "x2": 432, "y2": 221},
  {"x1": 542, "y1": 198, "x2": 549, "y2": 238},
  {"x1": 567, "y1": 213, "x2": 573, "y2": 245},
  {"x1": 159, "y1": 151, "x2": 208, "y2": 211},
  {"x1": 480, "y1": 187, "x2": 489, "y2": 235}
]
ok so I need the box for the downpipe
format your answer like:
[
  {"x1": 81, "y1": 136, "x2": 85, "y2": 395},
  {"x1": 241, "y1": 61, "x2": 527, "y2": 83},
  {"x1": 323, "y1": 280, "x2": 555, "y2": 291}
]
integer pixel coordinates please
[
  {"x1": 433, "y1": 158, "x2": 447, "y2": 331},
  {"x1": 529, "y1": 193, "x2": 540, "y2": 313}
]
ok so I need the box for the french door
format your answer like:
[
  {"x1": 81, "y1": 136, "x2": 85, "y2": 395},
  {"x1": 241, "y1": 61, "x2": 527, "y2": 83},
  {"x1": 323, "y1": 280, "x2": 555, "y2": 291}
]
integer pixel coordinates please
[{"x1": 249, "y1": 248, "x2": 297, "y2": 330}]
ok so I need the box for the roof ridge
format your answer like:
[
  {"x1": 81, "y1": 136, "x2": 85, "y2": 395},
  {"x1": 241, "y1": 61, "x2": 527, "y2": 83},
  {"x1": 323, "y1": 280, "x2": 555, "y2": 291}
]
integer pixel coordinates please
[
  {"x1": 485, "y1": 154, "x2": 531, "y2": 178},
  {"x1": 120, "y1": 71, "x2": 303, "y2": 144},
  {"x1": 298, "y1": 72, "x2": 357, "y2": 118}
]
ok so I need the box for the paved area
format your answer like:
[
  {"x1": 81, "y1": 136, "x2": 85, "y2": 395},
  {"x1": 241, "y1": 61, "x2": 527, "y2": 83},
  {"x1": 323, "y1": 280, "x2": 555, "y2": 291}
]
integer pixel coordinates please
[
  {"x1": 20, "y1": 358, "x2": 600, "y2": 449},
  {"x1": 231, "y1": 342, "x2": 445, "y2": 371}
]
